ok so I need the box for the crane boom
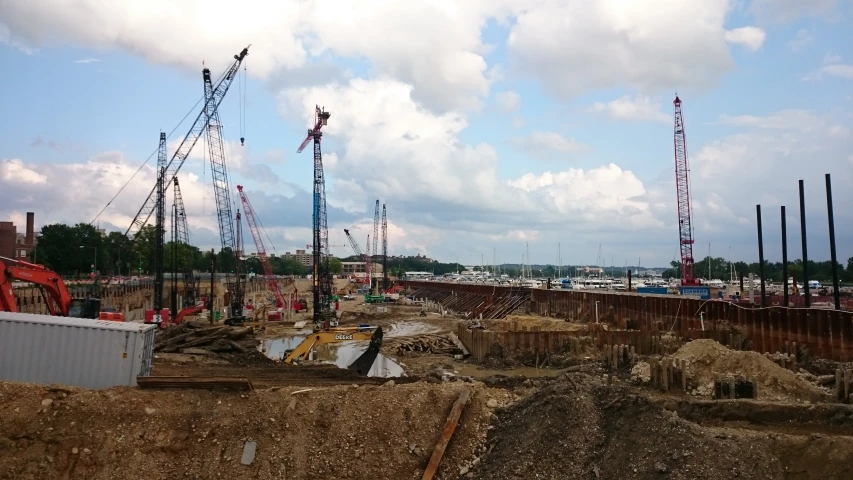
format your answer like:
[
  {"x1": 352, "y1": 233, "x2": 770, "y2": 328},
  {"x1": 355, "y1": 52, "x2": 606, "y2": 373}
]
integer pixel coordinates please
[
  {"x1": 152, "y1": 132, "x2": 167, "y2": 321},
  {"x1": 673, "y1": 95, "x2": 698, "y2": 286},
  {"x1": 171, "y1": 177, "x2": 196, "y2": 305},
  {"x1": 205, "y1": 72, "x2": 243, "y2": 318},
  {"x1": 344, "y1": 229, "x2": 371, "y2": 286},
  {"x1": 237, "y1": 185, "x2": 286, "y2": 308},
  {"x1": 381, "y1": 203, "x2": 388, "y2": 292},
  {"x1": 371, "y1": 201, "x2": 380, "y2": 294},
  {"x1": 124, "y1": 46, "x2": 250, "y2": 239}
]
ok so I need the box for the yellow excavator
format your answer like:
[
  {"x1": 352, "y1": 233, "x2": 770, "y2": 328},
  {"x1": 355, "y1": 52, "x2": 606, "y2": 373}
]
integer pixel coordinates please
[{"x1": 284, "y1": 325, "x2": 384, "y2": 375}]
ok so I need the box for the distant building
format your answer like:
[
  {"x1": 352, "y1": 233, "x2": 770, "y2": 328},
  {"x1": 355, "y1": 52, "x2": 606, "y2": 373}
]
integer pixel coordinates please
[
  {"x1": 283, "y1": 249, "x2": 334, "y2": 267},
  {"x1": 403, "y1": 271, "x2": 431, "y2": 279},
  {"x1": 0, "y1": 212, "x2": 36, "y2": 261},
  {"x1": 341, "y1": 262, "x2": 383, "y2": 278}
]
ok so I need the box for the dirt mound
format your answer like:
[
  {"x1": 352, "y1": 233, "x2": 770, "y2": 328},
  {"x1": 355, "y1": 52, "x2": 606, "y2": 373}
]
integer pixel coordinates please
[
  {"x1": 672, "y1": 339, "x2": 825, "y2": 402},
  {"x1": 0, "y1": 381, "x2": 508, "y2": 480},
  {"x1": 472, "y1": 373, "x2": 853, "y2": 480}
]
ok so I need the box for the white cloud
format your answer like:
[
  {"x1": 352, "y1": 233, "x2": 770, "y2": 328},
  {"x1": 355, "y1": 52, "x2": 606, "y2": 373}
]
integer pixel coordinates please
[
  {"x1": 278, "y1": 77, "x2": 662, "y2": 251},
  {"x1": 509, "y1": 131, "x2": 589, "y2": 158},
  {"x1": 589, "y1": 95, "x2": 670, "y2": 123},
  {"x1": 724, "y1": 26, "x2": 766, "y2": 51},
  {"x1": 495, "y1": 90, "x2": 521, "y2": 113},
  {"x1": 506, "y1": 0, "x2": 736, "y2": 99},
  {"x1": 690, "y1": 109, "x2": 853, "y2": 225},
  {"x1": 801, "y1": 54, "x2": 853, "y2": 82},
  {"x1": 821, "y1": 64, "x2": 853, "y2": 79},
  {"x1": 0, "y1": 159, "x2": 47, "y2": 185},
  {"x1": 787, "y1": 29, "x2": 813, "y2": 52},
  {"x1": 0, "y1": 0, "x2": 515, "y2": 112},
  {"x1": 73, "y1": 58, "x2": 101, "y2": 64},
  {"x1": 717, "y1": 109, "x2": 829, "y2": 129}
]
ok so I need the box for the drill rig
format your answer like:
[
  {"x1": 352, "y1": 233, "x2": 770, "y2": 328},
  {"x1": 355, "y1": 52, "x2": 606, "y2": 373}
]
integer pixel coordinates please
[{"x1": 296, "y1": 106, "x2": 334, "y2": 324}]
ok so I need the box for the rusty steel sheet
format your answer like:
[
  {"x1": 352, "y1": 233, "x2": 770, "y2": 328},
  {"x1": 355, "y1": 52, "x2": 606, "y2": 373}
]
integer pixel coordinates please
[{"x1": 406, "y1": 281, "x2": 853, "y2": 362}]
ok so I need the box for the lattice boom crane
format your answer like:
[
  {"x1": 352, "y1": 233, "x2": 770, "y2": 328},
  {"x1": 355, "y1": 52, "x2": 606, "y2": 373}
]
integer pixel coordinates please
[
  {"x1": 237, "y1": 185, "x2": 286, "y2": 308},
  {"x1": 124, "y1": 45, "x2": 249, "y2": 239},
  {"x1": 344, "y1": 229, "x2": 371, "y2": 287},
  {"x1": 673, "y1": 95, "x2": 699, "y2": 286}
]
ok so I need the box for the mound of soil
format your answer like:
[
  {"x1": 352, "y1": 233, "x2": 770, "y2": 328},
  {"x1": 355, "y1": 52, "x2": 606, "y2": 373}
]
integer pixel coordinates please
[
  {"x1": 672, "y1": 340, "x2": 825, "y2": 402},
  {"x1": 0, "y1": 381, "x2": 509, "y2": 480},
  {"x1": 472, "y1": 373, "x2": 853, "y2": 480}
]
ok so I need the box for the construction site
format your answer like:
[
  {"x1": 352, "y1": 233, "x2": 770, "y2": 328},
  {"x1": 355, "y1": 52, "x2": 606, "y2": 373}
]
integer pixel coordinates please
[{"x1": 2, "y1": 44, "x2": 852, "y2": 480}]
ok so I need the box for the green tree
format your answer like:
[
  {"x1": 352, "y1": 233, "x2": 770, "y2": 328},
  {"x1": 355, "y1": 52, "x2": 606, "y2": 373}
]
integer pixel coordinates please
[
  {"x1": 329, "y1": 257, "x2": 343, "y2": 275},
  {"x1": 132, "y1": 225, "x2": 157, "y2": 274}
]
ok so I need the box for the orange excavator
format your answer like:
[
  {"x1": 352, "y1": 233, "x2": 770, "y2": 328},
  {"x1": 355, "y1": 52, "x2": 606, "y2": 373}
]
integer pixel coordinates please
[{"x1": 0, "y1": 256, "x2": 117, "y2": 319}]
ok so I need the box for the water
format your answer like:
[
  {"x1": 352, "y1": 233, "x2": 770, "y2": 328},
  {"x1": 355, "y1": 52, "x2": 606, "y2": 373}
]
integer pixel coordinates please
[
  {"x1": 258, "y1": 335, "x2": 406, "y2": 378},
  {"x1": 259, "y1": 332, "x2": 313, "y2": 360}
]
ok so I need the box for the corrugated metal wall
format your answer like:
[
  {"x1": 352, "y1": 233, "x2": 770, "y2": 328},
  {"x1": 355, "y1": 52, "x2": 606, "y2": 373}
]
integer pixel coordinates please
[
  {"x1": 406, "y1": 281, "x2": 853, "y2": 361},
  {"x1": 0, "y1": 312, "x2": 156, "y2": 389}
]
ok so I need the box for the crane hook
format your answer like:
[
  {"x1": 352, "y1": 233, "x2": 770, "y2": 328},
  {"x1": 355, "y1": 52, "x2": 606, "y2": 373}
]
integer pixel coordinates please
[{"x1": 240, "y1": 137, "x2": 245, "y2": 146}]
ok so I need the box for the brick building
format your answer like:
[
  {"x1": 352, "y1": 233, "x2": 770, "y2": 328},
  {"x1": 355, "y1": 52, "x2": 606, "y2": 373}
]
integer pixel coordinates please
[{"x1": 0, "y1": 212, "x2": 35, "y2": 261}]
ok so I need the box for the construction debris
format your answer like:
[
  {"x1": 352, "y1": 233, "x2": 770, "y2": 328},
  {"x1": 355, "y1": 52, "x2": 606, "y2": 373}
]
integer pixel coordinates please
[
  {"x1": 387, "y1": 334, "x2": 460, "y2": 356},
  {"x1": 154, "y1": 322, "x2": 255, "y2": 354}
]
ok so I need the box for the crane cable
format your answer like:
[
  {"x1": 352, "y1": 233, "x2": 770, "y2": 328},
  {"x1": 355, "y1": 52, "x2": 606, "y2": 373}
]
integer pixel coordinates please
[
  {"x1": 89, "y1": 64, "x2": 233, "y2": 225},
  {"x1": 239, "y1": 60, "x2": 247, "y2": 145}
]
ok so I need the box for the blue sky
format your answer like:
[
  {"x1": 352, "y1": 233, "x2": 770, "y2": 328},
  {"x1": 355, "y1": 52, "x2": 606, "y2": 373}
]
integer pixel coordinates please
[{"x1": 1, "y1": 0, "x2": 851, "y2": 269}]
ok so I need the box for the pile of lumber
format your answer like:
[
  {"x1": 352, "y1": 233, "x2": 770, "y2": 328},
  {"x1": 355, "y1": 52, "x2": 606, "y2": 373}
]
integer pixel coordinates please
[
  {"x1": 387, "y1": 334, "x2": 459, "y2": 355},
  {"x1": 155, "y1": 323, "x2": 255, "y2": 354}
]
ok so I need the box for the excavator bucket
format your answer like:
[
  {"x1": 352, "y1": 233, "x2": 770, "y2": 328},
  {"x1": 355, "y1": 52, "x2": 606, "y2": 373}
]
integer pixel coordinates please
[{"x1": 347, "y1": 326, "x2": 383, "y2": 376}]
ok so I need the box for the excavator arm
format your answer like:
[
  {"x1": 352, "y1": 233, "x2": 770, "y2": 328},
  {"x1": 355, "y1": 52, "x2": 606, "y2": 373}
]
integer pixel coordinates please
[
  {"x1": 0, "y1": 257, "x2": 73, "y2": 315},
  {"x1": 284, "y1": 327, "x2": 383, "y2": 365}
]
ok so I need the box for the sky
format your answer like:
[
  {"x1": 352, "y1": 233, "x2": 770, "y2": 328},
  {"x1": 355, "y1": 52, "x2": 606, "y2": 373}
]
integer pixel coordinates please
[{"x1": 1, "y1": 0, "x2": 851, "y2": 269}]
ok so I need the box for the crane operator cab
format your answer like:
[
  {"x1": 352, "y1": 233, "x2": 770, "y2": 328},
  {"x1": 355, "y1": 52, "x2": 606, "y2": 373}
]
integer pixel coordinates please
[{"x1": 66, "y1": 298, "x2": 102, "y2": 319}]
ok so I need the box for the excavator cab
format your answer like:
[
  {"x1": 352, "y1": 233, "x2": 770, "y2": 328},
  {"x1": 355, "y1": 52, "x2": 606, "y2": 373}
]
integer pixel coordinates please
[{"x1": 66, "y1": 298, "x2": 101, "y2": 319}]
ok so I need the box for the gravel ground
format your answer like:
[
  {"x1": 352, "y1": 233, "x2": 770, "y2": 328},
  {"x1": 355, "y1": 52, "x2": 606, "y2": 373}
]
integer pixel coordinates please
[{"x1": 0, "y1": 380, "x2": 512, "y2": 480}]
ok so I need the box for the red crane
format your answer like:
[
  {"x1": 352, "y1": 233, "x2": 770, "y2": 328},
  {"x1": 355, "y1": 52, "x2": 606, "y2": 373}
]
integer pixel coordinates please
[
  {"x1": 673, "y1": 95, "x2": 699, "y2": 286},
  {"x1": 236, "y1": 185, "x2": 286, "y2": 308}
]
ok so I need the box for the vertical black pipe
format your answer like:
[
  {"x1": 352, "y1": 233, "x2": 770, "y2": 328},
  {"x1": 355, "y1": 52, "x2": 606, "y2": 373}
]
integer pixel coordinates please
[
  {"x1": 739, "y1": 271, "x2": 744, "y2": 296},
  {"x1": 756, "y1": 205, "x2": 767, "y2": 307},
  {"x1": 825, "y1": 173, "x2": 841, "y2": 310},
  {"x1": 209, "y1": 248, "x2": 216, "y2": 315},
  {"x1": 628, "y1": 270, "x2": 632, "y2": 292},
  {"x1": 781, "y1": 206, "x2": 789, "y2": 308},
  {"x1": 799, "y1": 180, "x2": 810, "y2": 307}
]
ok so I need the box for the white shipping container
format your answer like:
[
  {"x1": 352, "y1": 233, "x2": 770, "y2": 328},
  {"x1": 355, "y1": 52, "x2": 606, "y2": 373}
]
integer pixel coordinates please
[{"x1": 0, "y1": 311, "x2": 156, "y2": 389}]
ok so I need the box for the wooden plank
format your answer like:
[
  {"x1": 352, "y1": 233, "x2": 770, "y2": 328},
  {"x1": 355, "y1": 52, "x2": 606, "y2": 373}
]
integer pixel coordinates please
[
  {"x1": 448, "y1": 332, "x2": 470, "y2": 357},
  {"x1": 136, "y1": 376, "x2": 254, "y2": 391},
  {"x1": 421, "y1": 389, "x2": 471, "y2": 480}
]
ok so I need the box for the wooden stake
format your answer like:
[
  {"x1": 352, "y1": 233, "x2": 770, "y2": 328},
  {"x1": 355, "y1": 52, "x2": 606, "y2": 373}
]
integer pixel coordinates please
[{"x1": 422, "y1": 389, "x2": 471, "y2": 480}]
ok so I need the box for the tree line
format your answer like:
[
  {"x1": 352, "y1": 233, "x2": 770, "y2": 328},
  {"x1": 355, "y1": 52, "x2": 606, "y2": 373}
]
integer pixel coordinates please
[
  {"x1": 661, "y1": 256, "x2": 853, "y2": 283},
  {"x1": 25, "y1": 222, "x2": 851, "y2": 283},
  {"x1": 27, "y1": 223, "x2": 342, "y2": 278}
]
